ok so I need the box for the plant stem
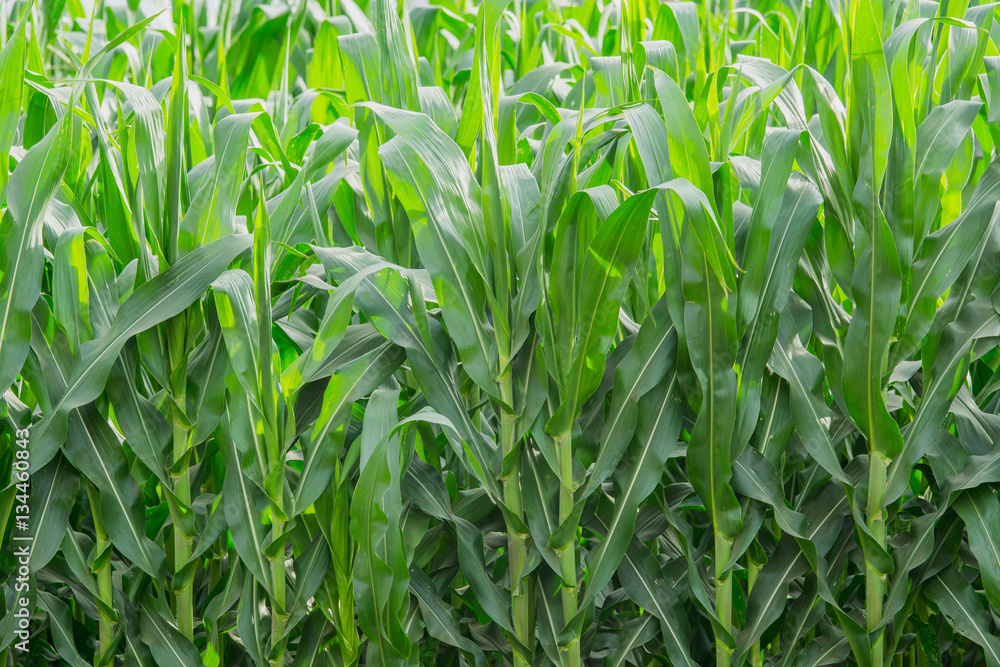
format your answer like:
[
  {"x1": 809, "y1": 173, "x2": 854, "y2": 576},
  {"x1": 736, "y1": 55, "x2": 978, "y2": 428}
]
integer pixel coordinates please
[
  {"x1": 332, "y1": 479, "x2": 358, "y2": 665},
  {"x1": 500, "y1": 372, "x2": 532, "y2": 667},
  {"x1": 208, "y1": 468, "x2": 224, "y2": 666},
  {"x1": 253, "y1": 177, "x2": 285, "y2": 664},
  {"x1": 172, "y1": 420, "x2": 193, "y2": 639},
  {"x1": 554, "y1": 429, "x2": 580, "y2": 667},
  {"x1": 168, "y1": 315, "x2": 194, "y2": 640},
  {"x1": 266, "y1": 434, "x2": 286, "y2": 664},
  {"x1": 266, "y1": 410, "x2": 286, "y2": 665},
  {"x1": 338, "y1": 573, "x2": 357, "y2": 664},
  {"x1": 87, "y1": 483, "x2": 115, "y2": 664},
  {"x1": 867, "y1": 452, "x2": 888, "y2": 667},
  {"x1": 715, "y1": 534, "x2": 733, "y2": 667},
  {"x1": 748, "y1": 555, "x2": 761, "y2": 667},
  {"x1": 271, "y1": 518, "x2": 286, "y2": 663}
]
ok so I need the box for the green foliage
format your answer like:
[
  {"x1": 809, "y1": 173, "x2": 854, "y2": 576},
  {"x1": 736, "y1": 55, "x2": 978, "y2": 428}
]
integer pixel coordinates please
[{"x1": 1, "y1": 0, "x2": 1000, "y2": 665}]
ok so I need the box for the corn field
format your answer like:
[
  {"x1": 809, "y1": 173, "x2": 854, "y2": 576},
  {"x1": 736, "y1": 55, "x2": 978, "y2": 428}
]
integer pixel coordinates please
[{"x1": 1, "y1": 0, "x2": 1000, "y2": 664}]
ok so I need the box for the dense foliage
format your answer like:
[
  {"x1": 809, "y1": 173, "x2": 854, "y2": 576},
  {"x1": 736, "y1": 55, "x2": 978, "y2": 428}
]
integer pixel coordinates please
[{"x1": 1, "y1": 0, "x2": 1000, "y2": 665}]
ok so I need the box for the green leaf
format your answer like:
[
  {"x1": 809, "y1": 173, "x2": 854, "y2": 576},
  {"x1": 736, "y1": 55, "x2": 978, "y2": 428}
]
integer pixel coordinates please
[
  {"x1": 237, "y1": 577, "x2": 270, "y2": 667},
  {"x1": 896, "y1": 161, "x2": 1000, "y2": 364},
  {"x1": 218, "y1": 419, "x2": 272, "y2": 594},
  {"x1": 180, "y1": 113, "x2": 257, "y2": 253},
  {"x1": 0, "y1": 10, "x2": 28, "y2": 200},
  {"x1": 770, "y1": 311, "x2": 849, "y2": 483},
  {"x1": 605, "y1": 615, "x2": 658, "y2": 667},
  {"x1": 370, "y1": 105, "x2": 499, "y2": 401},
  {"x1": 683, "y1": 219, "x2": 741, "y2": 540},
  {"x1": 580, "y1": 299, "x2": 675, "y2": 498},
  {"x1": 733, "y1": 130, "x2": 821, "y2": 454},
  {"x1": 37, "y1": 592, "x2": 90, "y2": 667},
  {"x1": 27, "y1": 453, "x2": 79, "y2": 572},
  {"x1": 0, "y1": 101, "x2": 73, "y2": 395},
  {"x1": 296, "y1": 341, "x2": 404, "y2": 514},
  {"x1": 614, "y1": 531, "x2": 694, "y2": 667},
  {"x1": 352, "y1": 386, "x2": 411, "y2": 665},
  {"x1": 410, "y1": 567, "x2": 486, "y2": 667},
  {"x1": 107, "y1": 353, "x2": 171, "y2": 487},
  {"x1": 29, "y1": 234, "x2": 252, "y2": 472},
  {"x1": 885, "y1": 297, "x2": 1000, "y2": 502},
  {"x1": 63, "y1": 407, "x2": 167, "y2": 579},
  {"x1": 212, "y1": 269, "x2": 265, "y2": 407},
  {"x1": 925, "y1": 568, "x2": 1000, "y2": 667},
  {"x1": 548, "y1": 188, "x2": 658, "y2": 434},
  {"x1": 579, "y1": 366, "x2": 682, "y2": 612}
]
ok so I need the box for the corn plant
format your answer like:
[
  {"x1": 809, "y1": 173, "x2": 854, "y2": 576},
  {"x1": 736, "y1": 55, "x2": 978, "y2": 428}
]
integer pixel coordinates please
[{"x1": 2, "y1": 0, "x2": 1000, "y2": 665}]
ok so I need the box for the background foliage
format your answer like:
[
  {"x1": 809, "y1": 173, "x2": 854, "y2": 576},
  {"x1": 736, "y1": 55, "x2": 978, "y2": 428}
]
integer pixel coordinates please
[{"x1": 1, "y1": 0, "x2": 1000, "y2": 665}]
